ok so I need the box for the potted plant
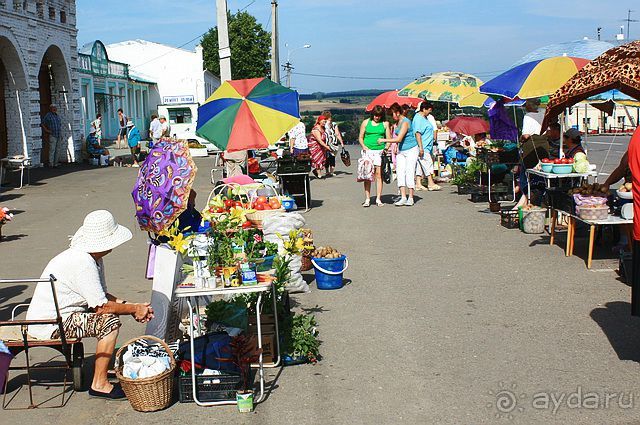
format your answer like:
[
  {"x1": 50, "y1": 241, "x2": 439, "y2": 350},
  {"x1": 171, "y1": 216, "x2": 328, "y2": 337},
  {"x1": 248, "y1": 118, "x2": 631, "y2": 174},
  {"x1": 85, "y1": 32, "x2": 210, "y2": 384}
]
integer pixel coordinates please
[
  {"x1": 229, "y1": 334, "x2": 262, "y2": 413},
  {"x1": 282, "y1": 313, "x2": 320, "y2": 365}
]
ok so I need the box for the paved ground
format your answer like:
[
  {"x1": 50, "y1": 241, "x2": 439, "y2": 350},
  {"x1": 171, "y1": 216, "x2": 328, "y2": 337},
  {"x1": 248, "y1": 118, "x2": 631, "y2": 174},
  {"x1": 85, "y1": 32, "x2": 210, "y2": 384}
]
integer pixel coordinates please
[{"x1": 2, "y1": 138, "x2": 640, "y2": 424}]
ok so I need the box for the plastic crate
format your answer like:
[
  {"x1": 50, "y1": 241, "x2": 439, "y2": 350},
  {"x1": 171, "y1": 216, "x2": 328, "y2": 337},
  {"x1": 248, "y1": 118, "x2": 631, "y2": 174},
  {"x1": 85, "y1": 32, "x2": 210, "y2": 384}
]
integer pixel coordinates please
[
  {"x1": 500, "y1": 210, "x2": 519, "y2": 229},
  {"x1": 178, "y1": 371, "x2": 242, "y2": 403}
]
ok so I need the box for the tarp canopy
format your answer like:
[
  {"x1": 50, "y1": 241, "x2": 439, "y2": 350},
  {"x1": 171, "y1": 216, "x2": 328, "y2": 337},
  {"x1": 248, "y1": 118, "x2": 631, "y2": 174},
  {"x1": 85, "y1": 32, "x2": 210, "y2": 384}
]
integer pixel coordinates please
[{"x1": 543, "y1": 40, "x2": 640, "y2": 128}]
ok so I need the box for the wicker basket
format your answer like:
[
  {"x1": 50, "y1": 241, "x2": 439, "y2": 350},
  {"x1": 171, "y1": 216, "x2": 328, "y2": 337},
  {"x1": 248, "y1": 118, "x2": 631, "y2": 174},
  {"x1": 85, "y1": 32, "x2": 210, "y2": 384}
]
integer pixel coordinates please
[
  {"x1": 115, "y1": 335, "x2": 176, "y2": 412},
  {"x1": 245, "y1": 208, "x2": 284, "y2": 226},
  {"x1": 301, "y1": 255, "x2": 313, "y2": 272}
]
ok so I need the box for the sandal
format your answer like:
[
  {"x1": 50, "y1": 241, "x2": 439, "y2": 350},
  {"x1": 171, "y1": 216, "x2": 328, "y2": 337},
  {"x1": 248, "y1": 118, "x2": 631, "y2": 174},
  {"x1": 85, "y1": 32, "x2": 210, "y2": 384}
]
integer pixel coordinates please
[
  {"x1": 376, "y1": 199, "x2": 384, "y2": 207},
  {"x1": 427, "y1": 184, "x2": 442, "y2": 191},
  {"x1": 362, "y1": 200, "x2": 371, "y2": 208}
]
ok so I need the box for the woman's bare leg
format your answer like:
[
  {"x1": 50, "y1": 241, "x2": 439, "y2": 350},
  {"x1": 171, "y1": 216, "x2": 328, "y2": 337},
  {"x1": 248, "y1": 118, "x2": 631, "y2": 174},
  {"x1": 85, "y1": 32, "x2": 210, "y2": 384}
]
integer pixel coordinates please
[{"x1": 91, "y1": 327, "x2": 119, "y2": 392}]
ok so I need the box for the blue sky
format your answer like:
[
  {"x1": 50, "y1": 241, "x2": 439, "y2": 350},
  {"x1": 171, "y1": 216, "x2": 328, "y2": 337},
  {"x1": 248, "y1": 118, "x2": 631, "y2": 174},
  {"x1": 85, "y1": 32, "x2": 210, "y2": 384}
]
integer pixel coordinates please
[{"x1": 77, "y1": 0, "x2": 637, "y2": 94}]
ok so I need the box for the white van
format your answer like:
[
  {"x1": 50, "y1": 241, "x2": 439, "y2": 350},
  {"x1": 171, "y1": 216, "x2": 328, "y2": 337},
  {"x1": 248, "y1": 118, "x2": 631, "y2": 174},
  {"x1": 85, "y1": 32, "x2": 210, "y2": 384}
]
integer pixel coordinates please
[{"x1": 157, "y1": 103, "x2": 219, "y2": 153}]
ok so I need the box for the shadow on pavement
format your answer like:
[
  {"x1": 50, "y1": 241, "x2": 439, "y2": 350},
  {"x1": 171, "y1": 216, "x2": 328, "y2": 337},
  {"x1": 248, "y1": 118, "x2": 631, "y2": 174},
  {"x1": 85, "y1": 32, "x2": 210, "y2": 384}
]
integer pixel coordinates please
[
  {"x1": 0, "y1": 284, "x2": 29, "y2": 320},
  {"x1": 591, "y1": 301, "x2": 640, "y2": 362}
]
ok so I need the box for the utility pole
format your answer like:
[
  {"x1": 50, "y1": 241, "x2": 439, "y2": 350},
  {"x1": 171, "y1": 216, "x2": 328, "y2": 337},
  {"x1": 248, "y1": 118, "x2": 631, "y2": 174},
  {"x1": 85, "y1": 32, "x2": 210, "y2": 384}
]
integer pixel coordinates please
[
  {"x1": 282, "y1": 61, "x2": 293, "y2": 88},
  {"x1": 623, "y1": 9, "x2": 637, "y2": 41},
  {"x1": 216, "y1": 0, "x2": 232, "y2": 81},
  {"x1": 597, "y1": 27, "x2": 602, "y2": 40},
  {"x1": 270, "y1": 1, "x2": 280, "y2": 83}
]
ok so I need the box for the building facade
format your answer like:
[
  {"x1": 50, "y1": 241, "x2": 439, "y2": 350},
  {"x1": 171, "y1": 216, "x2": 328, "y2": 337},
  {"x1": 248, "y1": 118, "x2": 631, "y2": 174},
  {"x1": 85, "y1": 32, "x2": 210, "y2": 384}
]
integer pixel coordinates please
[
  {"x1": 104, "y1": 40, "x2": 219, "y2": 111},
  {"x1": 0, "y1": 0, "x2": 82, "y2": 164},
  {"x1": 78, "y1": 40, "x2": 155, "y2": 140}
]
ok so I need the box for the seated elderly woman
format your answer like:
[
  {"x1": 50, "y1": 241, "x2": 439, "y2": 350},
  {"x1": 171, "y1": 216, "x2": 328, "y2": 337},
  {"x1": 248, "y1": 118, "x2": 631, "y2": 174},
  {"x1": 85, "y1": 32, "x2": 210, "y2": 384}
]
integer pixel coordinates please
[
  {"x1": 26, "y1": 210, "x2": 154, "y2": 400},
  {"x1": 563, "y1": 128, "x2": 586, "y2": 159},
  {"x1": 87, "y1": 128, "x2": 110, "y2": 165}
]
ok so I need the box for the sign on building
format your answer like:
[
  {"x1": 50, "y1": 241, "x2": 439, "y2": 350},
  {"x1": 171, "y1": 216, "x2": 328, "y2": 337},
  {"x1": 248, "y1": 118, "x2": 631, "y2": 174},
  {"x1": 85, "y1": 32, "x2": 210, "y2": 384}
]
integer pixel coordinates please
[{"x1": 162, "y1": 95, "x2": 195, "y2": 105}]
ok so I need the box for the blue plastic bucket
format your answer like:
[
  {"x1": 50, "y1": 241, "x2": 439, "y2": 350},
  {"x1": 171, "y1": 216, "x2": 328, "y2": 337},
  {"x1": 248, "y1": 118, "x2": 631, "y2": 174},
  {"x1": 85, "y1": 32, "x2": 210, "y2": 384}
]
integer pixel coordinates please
[{"x1": 312, "y1": 255, "x2": 348, "y2": 290}]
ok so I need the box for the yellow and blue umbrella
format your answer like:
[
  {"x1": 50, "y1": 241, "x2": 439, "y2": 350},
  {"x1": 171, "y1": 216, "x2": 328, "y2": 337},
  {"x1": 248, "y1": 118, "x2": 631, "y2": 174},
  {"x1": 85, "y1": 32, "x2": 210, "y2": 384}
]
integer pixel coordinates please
[
  {"x1": 480, "y1": 56, "x2": 590, "y2": 100},
  {"x1": 196, "y1": 78, "x2": 300, "y2": 152},
  {"x1": 399, "y1": 71, "x2": 484, "y2": 105}
]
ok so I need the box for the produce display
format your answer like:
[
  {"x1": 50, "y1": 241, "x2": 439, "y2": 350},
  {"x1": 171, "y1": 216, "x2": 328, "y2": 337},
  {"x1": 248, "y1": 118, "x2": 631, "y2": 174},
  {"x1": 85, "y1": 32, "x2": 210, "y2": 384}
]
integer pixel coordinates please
[
  {"x1": 618, "y1": 182, "x2": 633, "y2": 193},
  {"x1": 311, "y1": 246, "x2": 342, "y2": 259},
  {"x1": 577, "y1": 204, "x2": 609, "y2": 220},
  {"x1": 568, "y1": 183, "x2": 608, "y2": 197},
  {"x1": 540, "y1": 152, "x2": 591, "y2": 174}
]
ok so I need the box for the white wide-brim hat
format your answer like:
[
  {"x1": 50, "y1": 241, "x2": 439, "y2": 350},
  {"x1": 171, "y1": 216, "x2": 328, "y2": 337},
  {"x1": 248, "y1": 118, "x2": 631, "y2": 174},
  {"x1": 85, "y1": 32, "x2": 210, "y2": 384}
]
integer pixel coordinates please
[
  {"x1": 126, "y1": 120, "x2": 134, "y2": 128},
  {"x1": 70, "y1": 210, "x2": 132, "y2": 253}
]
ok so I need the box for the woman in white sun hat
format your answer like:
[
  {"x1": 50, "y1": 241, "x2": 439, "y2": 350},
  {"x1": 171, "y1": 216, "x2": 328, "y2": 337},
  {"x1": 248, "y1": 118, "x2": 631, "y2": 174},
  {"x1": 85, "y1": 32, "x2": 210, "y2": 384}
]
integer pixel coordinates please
[{"x1": 26, "y1": 210, "x2": 154, "y2": 400}]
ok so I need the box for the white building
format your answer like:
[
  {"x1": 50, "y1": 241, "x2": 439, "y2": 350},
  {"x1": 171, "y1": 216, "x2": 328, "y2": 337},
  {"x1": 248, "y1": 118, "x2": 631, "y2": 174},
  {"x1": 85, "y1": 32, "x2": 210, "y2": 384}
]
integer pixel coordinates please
[
  {"x1": 0, "y1": 0, "x2": 82, "y2": 165},
  {"x1": 104, "y1": 40, "x2": 219, "y2": 111}
]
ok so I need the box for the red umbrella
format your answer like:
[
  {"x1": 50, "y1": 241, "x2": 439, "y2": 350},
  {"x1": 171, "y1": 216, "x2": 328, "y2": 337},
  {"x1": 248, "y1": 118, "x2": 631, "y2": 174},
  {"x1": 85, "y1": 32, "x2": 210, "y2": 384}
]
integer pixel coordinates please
[
  {"x1": 365, "y1": 90, "x2": 422, "y2": 112},
  {"x1": 445, "y1": 116, "x2": 490, "y2": 136}
]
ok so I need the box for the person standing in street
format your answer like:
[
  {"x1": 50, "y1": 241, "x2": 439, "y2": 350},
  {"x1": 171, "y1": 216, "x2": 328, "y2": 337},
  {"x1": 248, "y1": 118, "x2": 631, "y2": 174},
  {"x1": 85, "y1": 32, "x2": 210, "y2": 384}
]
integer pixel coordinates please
[
  {"x1": 625, "y1": 126, "x2": 640, "y2": 316},
  {"x1": 159, "y1": 115, "x2": 171, "y2": 138},
  {"x1": 288, "y1": 121, "x2": 309, "y2": 156},
  {"x1": 358, "y1": 106, "x2": 390, "y2": 207},
  {"x1": 322, "y1": 111, "x2": 345, "y2": 177},
  {"x1": 41, "y1": 104, "x2": 62, "y2": 167},
  {"x1": 126, "y1": 120, "x2": 142, "y2": 167},
  {"x1": 379, "y1": 103, "x2": 422, "y2": 206},
  {"x1": 149, "y1": 114, "x2": 162, "y2": 148},
  {"x1": 307, "y1": 115, "x2": 330, "y2": 179},
  {"x1": 91, "y1": 113, "x2": 102, "y2": 145},
  {"x1": 413, "y1": 102, "x2": 441, "y2": 191},
  {"x1": 116, "y1": 109, "x2": 127, "y2": 149}
]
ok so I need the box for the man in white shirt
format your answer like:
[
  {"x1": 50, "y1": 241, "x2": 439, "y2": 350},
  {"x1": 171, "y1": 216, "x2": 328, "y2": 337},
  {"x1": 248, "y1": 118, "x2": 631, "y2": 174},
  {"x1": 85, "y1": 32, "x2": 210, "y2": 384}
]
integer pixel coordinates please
[
  {"x1": 149, "y1": 114, "x2": 162, "y2": 147},
  {"x1": 159, "y1": 115, "x2": 171, "y2": 138},
  {"x1": 26, "y1": 211, "x2": 154, "y2": 400},
  {"x1": 521, "y1": 98, "x2": 544, "y2": 139}
]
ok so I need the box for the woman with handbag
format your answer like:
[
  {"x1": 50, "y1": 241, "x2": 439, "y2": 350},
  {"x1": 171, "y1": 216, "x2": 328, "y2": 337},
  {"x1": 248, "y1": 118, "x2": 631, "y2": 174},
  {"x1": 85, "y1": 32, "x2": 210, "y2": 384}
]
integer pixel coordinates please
[
  {"x1": 358, "y1": 106, "x2": 390, "y2": 207},
  {"x1": 322, "y1": 110, "x2": 345, "y2": 177},
  {"x1": 379, "y1": 103, "x2": 423, "y2": 206},
  {"x1": 307, "y1": 115, "x2": 331, "y2": 178}
]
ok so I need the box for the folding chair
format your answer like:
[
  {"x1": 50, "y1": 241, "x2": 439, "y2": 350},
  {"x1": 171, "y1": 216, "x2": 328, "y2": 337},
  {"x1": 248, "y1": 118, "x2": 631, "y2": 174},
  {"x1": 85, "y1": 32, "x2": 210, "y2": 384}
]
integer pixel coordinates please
[{"x1": 0, "y1": 275, "x2": 84, "y2": 409}]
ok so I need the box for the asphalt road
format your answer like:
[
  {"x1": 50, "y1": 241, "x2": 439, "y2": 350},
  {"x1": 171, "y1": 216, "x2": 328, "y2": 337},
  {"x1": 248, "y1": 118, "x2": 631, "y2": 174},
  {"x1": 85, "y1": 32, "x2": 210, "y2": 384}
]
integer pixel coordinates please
[{"x1": 1, "y1": 143, "x2": 640, "y2": 424}]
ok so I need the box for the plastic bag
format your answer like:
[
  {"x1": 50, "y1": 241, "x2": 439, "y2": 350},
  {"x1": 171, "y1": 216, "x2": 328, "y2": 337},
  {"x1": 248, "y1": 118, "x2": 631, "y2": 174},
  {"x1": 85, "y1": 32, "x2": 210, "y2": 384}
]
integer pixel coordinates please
[{"x1": 357, "y1": 152, "x2": 374, "y2": 182}]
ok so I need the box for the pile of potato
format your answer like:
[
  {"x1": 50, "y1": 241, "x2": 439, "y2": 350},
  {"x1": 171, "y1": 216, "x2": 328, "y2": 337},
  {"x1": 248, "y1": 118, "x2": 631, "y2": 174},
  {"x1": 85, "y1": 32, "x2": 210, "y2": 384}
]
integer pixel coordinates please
[
  {"x1": 568, "y1": 183, "x2": 609, "y2": 196},
  {"x1": 312, "y1": 246, "x2": 342, "y2": 259},
  {"x1": 619, "y1": 182, "x2": 633, "y2": 193}
]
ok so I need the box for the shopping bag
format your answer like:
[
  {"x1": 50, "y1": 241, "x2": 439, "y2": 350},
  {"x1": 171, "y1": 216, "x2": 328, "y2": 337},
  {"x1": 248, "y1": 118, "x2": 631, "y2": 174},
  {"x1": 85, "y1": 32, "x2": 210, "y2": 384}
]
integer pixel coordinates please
[
  {"x1": 381, "y1": 153, "x2": 392, "y2": 184},
  {"x1": 357, "y1": 152, "x2": 374, "y2": 182},
  {"x1": 340, "y1": 148, "x2": 351, "y2": 167}
]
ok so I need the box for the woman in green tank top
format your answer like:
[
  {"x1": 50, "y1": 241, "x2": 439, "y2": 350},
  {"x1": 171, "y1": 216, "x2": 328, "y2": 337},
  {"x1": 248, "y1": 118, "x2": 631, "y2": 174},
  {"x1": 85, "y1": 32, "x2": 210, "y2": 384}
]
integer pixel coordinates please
[{"x1": 358, "y1": 105, "x2": 391, "y2": 207}]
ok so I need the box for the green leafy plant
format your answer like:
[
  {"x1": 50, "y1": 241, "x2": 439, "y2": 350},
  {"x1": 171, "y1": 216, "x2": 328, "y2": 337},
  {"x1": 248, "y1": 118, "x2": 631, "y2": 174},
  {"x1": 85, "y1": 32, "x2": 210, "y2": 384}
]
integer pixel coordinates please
[
  {"x1": 228, "y1": 335, "x2": 262, "y2": 393},
  {"x1": 282, "y1": 314, "x2": 320, "y2": 363},
  {"x1": 264, "y1": 241, "x2": 278, "y2": 257}
]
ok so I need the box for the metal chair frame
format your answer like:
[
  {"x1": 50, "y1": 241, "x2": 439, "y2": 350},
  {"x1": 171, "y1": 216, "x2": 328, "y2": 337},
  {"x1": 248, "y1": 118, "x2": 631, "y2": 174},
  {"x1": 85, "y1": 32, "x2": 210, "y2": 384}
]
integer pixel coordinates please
[{"x1": 0, "y1": 275, "x2": 84, "y2": 409}]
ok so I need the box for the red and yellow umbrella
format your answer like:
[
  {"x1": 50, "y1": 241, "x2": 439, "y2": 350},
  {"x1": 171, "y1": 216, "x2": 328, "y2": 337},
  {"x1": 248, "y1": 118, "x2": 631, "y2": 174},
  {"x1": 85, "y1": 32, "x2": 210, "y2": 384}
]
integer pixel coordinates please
[{"x1": 196, "y1": 78, "x2": 300, "y2": 152}]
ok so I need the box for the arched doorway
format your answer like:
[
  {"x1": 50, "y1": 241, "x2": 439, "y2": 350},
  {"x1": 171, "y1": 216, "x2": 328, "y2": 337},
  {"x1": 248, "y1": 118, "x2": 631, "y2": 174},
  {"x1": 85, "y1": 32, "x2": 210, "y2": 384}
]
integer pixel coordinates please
[
  {"x1": 38, "y1": 45, "x2": 72, "y2": 165},
  {"x1": 0, "y1": 34, "x2": 28, "y2": 160}
]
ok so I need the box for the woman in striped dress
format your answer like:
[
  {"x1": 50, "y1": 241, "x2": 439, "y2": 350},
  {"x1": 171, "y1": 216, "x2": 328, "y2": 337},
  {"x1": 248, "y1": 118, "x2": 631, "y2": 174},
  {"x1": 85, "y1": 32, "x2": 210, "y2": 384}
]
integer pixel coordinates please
[{"x1": 307, "y1": 115, "x2": 330, "y2": 178}]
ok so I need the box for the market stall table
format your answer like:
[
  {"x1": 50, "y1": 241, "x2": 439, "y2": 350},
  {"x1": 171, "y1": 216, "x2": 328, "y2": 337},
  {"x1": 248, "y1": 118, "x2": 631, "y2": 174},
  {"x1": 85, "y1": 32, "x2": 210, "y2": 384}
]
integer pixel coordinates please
[
  {"x1": 526, "y1": 169, "x2": 598, "y2": 196},
  {"x1": 175, "y1": 280, "x2": 280, "y2": 406},
  {"x1": 549, "y1": 211, "x2": 632, "y2": 268},
  {"x1": 0, "y1": 157, "x2": 32, "y2": 190}
]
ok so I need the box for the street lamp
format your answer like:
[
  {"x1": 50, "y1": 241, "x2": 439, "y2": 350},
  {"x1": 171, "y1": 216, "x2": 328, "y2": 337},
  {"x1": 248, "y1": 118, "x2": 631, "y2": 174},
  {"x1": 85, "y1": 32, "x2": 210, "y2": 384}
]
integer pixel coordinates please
[{"x1": 283, "y1": 43, "x2": 311, "y2": 88}]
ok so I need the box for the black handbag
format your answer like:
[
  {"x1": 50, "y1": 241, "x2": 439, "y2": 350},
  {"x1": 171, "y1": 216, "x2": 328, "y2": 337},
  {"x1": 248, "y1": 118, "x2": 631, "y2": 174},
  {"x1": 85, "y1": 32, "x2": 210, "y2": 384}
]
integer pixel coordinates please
[
  {"x1": 340, "y1": 148, "x2": 351, "y2": 167},
  {"x1": 381, "y1": 153, "x2": 392, "y2": 184}
]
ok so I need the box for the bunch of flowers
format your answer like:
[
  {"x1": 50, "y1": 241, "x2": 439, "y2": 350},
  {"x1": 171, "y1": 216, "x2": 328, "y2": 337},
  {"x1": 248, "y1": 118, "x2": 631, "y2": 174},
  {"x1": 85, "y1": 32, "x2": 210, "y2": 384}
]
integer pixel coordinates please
[{"x1": 0, "y1": 207, "x2": 13, "y2": 225}]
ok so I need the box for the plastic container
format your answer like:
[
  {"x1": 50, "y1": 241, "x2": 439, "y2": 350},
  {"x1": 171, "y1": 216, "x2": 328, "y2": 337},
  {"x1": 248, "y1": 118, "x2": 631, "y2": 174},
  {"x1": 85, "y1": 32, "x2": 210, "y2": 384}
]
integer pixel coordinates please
[
  {"x1": 178, "y1": 372, "x2": 242, "y2": 403},
  {"x1": 578, "y1": 206, "x2": 609, "y2": 220},
  {"x1": 552, "y1": 164, "x2": 574, "y2": 174},
  {"x1": 312, "y1": 255, "x2": 349, "y2": 290},
  {"x1": 540, "y1": 163, "x2": 554, "y2": 173},
  {"x1": 521, "y1": 208, "x2": 546, "y2": 234}
]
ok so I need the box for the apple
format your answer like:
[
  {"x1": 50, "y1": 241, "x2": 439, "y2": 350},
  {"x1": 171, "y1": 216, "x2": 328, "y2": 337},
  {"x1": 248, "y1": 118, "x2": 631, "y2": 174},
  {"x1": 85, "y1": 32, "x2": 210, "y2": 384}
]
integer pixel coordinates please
[{"x1": 224, "y1": 199, "x2": 234, "y2": 209}]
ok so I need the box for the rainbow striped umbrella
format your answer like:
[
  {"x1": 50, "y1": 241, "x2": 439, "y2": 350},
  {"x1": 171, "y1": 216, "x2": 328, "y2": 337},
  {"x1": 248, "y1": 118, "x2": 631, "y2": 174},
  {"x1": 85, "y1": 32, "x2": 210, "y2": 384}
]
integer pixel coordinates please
[
  {"x1": 196, "y1": 78, "x2": 300, "y2": 152},
  {"x1": 480, "y1": 56, "x2": 590, "y2": 100}
]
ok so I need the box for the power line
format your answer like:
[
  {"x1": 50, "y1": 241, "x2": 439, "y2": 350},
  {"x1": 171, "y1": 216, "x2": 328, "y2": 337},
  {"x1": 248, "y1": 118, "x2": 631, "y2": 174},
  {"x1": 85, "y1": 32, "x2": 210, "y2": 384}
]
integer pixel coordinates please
[{"x1": 291, "y1": 69, "x2": 506, "y2": 81}]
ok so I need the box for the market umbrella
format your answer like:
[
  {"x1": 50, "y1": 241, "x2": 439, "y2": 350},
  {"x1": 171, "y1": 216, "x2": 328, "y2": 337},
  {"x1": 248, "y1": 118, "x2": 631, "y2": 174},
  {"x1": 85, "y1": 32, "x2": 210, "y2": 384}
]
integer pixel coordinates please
[
  {"x1": 132, "y1": 138, "x2": 197, "y2": 234},
  {"x1": 480, "y1": 56, "x2": 590, "y2": 100},
  {"x1": 544, "y1": 41, "x2": 640, "y2": 127},
  {"x1": 445, "y1": 116, "x2": 490, "y2": 136},
  {"x1": 196, "y1": 77, "x2": 300, "y2": 152},
  {"x1": 399, "y1": 71, "x2": 484, "y2": 104},
  {"x1": 365, "y1": 90, "x2": 421, "y2": 112}
]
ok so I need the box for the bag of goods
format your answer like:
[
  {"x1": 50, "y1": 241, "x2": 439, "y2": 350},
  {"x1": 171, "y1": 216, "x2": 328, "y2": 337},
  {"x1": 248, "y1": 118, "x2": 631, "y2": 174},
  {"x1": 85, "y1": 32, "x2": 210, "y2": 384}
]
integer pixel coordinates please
[{"x1": 357, "y1": 153, "x2": 374, "y2": 182}]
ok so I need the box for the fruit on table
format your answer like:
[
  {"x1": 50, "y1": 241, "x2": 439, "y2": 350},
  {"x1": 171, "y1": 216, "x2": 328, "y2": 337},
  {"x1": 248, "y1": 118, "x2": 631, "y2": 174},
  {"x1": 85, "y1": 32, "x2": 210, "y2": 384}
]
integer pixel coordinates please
[
  {"x1": 312, "y1": 246, "x2": 342, "y2": 259},
  {"x1": 269, "y1": 197, "x2": 281, "y2": 209}
]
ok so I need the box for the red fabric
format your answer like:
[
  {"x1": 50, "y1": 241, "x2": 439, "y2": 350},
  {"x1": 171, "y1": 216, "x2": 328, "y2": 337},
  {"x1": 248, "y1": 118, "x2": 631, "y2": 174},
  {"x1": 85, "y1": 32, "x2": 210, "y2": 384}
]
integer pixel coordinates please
[
  {"x1": 628, "y1": 126, "x2": 640, "y2": 240},
  {"x1": 307, "y1": 125, "x2": 327, "y2": 170},
  {"x1": 248, "y1": 157, "x2": 260, "y2": 174},
  {"x1": 228, "y1": 78, "x2": 263, "y2": 97},
  {"x1": 446, "y1": 116, "x2": 490, "y2": 136},
  {"x1": 227, "y1": 102, "x2": 268, "y2": 152},
  {"x1": 365, "y1": 90, "x2": 422, "y2": 112}
]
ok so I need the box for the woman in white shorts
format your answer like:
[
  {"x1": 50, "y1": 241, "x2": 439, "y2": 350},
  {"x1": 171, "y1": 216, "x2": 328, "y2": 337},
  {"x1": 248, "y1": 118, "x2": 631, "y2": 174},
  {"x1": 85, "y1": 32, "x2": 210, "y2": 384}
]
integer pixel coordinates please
[
  {"x1": 358, "y1": 106, "x2": 390, "y2": 207},
  {"x1": 379, "y1": 103, "x2": 423, "y2": 206}
]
